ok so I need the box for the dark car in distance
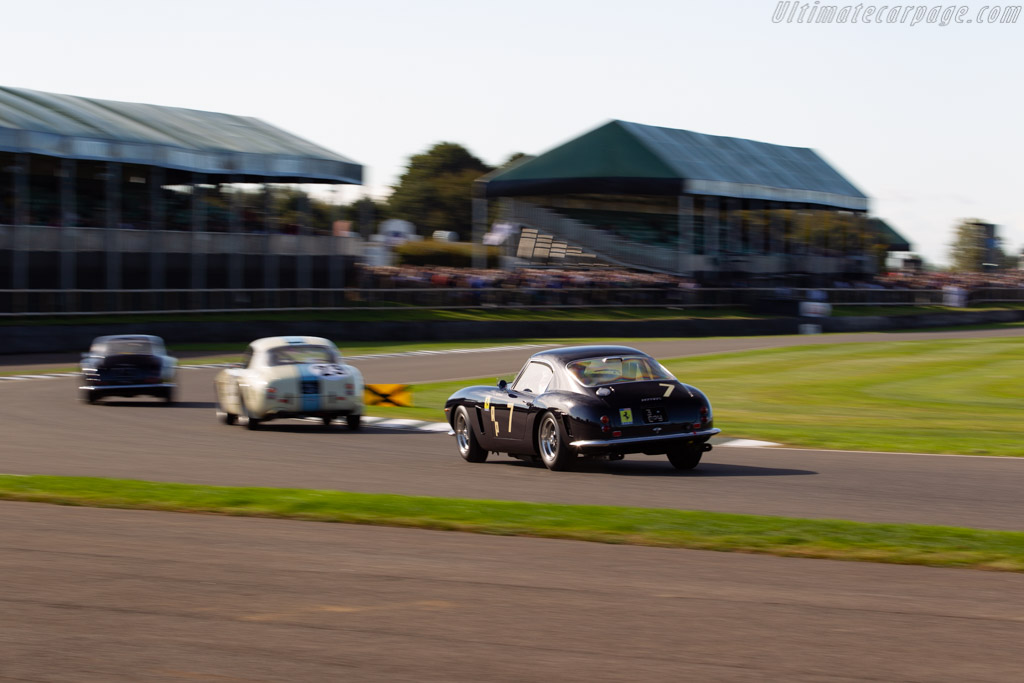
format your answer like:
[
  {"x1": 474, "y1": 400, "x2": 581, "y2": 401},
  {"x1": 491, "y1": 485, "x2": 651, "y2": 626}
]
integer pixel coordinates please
[
  {"x1": 444, "y1": 345, "x2": 720, "y2": 471},
  {"x1": 79, "y1": 334, "x2": 178, "y2": 404}
]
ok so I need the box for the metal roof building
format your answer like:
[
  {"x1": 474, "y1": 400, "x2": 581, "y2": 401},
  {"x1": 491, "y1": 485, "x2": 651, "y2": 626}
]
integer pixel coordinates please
[
  {"x1": 475, "y1": 120, "x2": 904, "y2": 282},
  {"x1": 482, "y1": 120, "x2": 867, "y2": 211},
  {"x1": 0, "y1": 86, "x2": 362, "y2": 184}
]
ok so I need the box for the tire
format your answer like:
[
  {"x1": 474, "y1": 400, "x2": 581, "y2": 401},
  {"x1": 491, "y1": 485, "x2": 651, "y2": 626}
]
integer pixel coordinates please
[
  {"x1": 163, "y1": 387, "x2": 175, "y2": 404},
  {"x1": 454, "y1": 406, "x2": 487, "y2": 463},
  {"x1": 538, "y1": 412, "x2": 575, "y2": 471},
  {"x1": 346, "y1": 414, "x2": 361, "y2": 431},
  {"x1": 667, "y1": 445, "x2": 703, "y2": 471},
  {"x1": 81, "y1": 390, "x2": 96, "y2": 404},
  {"x1": 240, "y1": 396, "x2": 260, "y2": 430},
  {"x1": 322, "y1": 416, "x2": 334, "y2": 428},
  {"x1": 218, "y1": 410, "x2": 237, "y2": 425}
]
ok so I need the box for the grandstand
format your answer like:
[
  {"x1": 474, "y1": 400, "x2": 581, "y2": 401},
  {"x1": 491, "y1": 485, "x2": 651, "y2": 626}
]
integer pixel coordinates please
[
  {"x1": 478, "y1": 120, "x2": 909, "y2": 284},
  {"x1": 0, "y1": 86, "x2": 362, "y2": 292}
]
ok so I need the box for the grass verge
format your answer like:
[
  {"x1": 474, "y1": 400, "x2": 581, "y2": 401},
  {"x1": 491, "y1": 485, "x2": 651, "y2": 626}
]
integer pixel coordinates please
[{"x1": 2, "y1": 474, "x2": 1023, "y2": 572}]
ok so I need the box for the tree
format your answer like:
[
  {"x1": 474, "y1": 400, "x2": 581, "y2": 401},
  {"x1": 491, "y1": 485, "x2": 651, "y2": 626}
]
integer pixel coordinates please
[
  {"x1": 387, "y1": 142, "x2": 493, "y2": 240},
  {"x1": 948, "y1": 218, "x2": 1003, "y2": 272}
]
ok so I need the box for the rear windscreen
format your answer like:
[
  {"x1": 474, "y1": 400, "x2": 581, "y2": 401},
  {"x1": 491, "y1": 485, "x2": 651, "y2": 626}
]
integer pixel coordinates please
[
  {"x1": 105, "y1": 340, "x2": 155, "y2": 355},
  {"x1": 268, "y1": 345, "x2": 337, "y2": 366},
  {"x1": 567, "y1": 356, "x2": 674, "y2": 387}
]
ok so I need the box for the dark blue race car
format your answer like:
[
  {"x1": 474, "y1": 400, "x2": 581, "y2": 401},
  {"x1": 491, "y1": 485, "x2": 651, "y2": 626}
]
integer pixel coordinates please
[{"x1": 79, "y1": 334, "x2": 178, "y2": 404}]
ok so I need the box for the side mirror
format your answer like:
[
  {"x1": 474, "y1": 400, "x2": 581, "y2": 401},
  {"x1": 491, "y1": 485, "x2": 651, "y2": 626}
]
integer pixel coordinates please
[{"x1": 497, "y1": 379, "x2": 508, "y2": 389}]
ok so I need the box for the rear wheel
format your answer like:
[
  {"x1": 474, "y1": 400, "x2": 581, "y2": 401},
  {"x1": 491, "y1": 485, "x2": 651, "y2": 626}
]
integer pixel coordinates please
[
  {"x1": 346, "y1": 414, "x2": 361, "y2": 431},
  {"x1": 80, "y1": 389, "x2": 96, "y2": 404},
  {"x1": 538, "y1": 412, "x2": 575, "y2": 471},
  {"x1": 218, "y1": 410, "x2": 238, "y2": 425},
  {"x1": 454, "y1": 406, "x2": 487, "y2": 462},
  {"x1": 240, "y1": 396, "x2": 260, "y2": 430},
  {"x1": 162, "y1": 387, "x2": 175, "y2": 404},
  {"x1": 667, "y1": 445, "x2": 703, "y2": 471},
  {"x1": 321, "y1": 416, "x2": 334, "y2": 428}
]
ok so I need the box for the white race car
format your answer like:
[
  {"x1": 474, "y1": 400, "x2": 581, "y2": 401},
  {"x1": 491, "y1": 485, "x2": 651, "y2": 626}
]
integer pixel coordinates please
[{"x1": 214, "y1": 336, "x2": 364, "y2": 430}]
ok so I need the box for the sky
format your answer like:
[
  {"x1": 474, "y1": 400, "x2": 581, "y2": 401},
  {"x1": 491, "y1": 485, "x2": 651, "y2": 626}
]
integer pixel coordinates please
[{"x1": 2, "y1": 0, "x2": 1021, "y2": 266}]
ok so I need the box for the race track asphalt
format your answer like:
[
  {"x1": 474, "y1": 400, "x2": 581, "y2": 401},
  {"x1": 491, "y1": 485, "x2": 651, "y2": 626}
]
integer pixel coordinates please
[{"x1": 2, "y1": 327, "x2": 1023, "y2": 681}]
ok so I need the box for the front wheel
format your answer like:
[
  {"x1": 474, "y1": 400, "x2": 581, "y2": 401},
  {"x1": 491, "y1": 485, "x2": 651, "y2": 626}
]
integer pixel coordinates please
[
  {"x1": 346, "y1": 414, "x2": 361, "y2": 431},
  {"x1": 454, "y1": 406, "x2": 487, "y2": 462},
  {"x1": 667, "y1": 445, "x2": 703, "y2": 471},
  {"x1": 538, "y1": 412, "x2": 575, "y2": 471}
]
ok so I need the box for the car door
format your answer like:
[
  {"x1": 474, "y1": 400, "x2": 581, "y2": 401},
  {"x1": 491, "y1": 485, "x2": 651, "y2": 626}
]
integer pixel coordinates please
[{"x1": 504, "y1": 361, "x2": 554, "y2": 443}]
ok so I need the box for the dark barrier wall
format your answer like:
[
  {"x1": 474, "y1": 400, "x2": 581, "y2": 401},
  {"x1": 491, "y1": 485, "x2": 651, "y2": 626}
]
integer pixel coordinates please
[{"x1": 2, "y1": 310, "x2": 1022, "y2": 355}]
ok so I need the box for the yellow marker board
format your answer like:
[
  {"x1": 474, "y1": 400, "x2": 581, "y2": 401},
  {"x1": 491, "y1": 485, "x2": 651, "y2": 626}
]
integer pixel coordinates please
[{"x1": 364, "y1": 384, "x2": 413, "y2": 407}]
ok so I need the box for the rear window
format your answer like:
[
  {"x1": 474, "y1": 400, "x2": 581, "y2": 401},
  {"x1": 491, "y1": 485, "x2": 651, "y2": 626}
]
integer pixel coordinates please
[
  {"x1": 105, "y1": 339, "x2": 155, "y2": 355},
  {"x1": 567, "y1": 355, "x2": 674, "y2": 387},
  {"x1": 268, "y1": 345, "x2": 337, "y2": 366}
]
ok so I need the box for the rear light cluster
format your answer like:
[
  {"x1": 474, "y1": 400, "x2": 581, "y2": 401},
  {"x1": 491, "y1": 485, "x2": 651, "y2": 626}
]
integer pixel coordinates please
[{"x1": 600, "y1": 415, "x2": 611, "y2": 433}]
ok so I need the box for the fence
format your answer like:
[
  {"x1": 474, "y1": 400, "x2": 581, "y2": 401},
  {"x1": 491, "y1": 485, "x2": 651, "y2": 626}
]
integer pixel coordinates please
[{"x1": 2, "y1": 287, "x2": 1019, "y2": 316}]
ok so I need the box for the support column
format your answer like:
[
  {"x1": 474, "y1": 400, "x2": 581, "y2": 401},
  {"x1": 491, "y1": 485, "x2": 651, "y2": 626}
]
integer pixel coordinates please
[
  {"x1": 676, "y1": 194, "x2": 692, "y2": 276},
  {"x1": 59, "y1": 159, "x2": 76, "y2": 292},
  {"x1": 11, "y1": 154, "x2": 29, "y2": 289},
  {"x1": 105, "y1": 162, "x2": 121, "y2": 291},
  {"x1": 191, "y1": 174, "x2": 206, "y2": 232},
  {"x1": 191, "y1": 175, "x2": 206, "y2": 294},
  {"x1": 13, "y1": 153, "x2": 28, "y2": 226},
  {"x1": 263, "y1": 184, "x2": 276, "y2": 290},
  {"x1": 704, "y1": 196, "x2": 719, "y2": 278},
  {"x1": 472, "y1": 195, "x2": 487, "y2": 269},
  {"x1": 228, "y1": 177, "x2": 243, "y2": 290},
  {"x1": 148, "y1": 166, "x2": 165, "y2": 294},
  {"x1": 296, "y1": 187, "x2": 311, "y2": 289},
  {"x1": 329, "y1": 185, "x2": 344, "y2": 290}
]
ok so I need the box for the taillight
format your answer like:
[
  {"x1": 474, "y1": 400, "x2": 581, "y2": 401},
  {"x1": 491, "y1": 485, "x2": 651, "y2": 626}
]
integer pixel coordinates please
[
  {"x1": 600, "y1": 415, "x2": 611, "y2": 433},
  {"x1": 266, "y1": 386, "x2": 277, "y2": 396}
]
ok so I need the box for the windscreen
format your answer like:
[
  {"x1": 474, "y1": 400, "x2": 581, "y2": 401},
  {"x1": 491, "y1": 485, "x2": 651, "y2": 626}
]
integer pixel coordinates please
[
  {"x1": 566, "y1": 355, "x2": 674, "y2": 387},
  {"x1": 269, "y1": 345, "x2": 337, "y2": 366}
]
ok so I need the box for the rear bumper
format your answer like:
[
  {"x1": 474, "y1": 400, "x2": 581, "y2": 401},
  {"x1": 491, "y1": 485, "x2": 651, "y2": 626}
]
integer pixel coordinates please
[
  {"x1": 261, "y1": 407, "x2": 362, "y2": 420},
  {"x1": 570, "y1": 428, "x2": 721, "y2": 450},
  {"x1": 80, "y1": 383, "x2": 175, "y2": 395}
]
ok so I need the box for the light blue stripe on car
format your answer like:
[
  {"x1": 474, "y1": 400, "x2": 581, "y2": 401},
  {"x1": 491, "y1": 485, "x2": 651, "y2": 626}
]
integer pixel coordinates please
[{"x1": 299, "y1": 363, "x2": 320, "y2": 412}]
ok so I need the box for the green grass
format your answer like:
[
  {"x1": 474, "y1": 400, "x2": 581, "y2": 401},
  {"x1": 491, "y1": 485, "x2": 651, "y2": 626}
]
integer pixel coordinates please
[
  {"x1": 2, "y1": 475, "x2": 1023, "y2": 572},
  {"x1": 661, "y1": 338, "x2": 1024, "y2": 455},
  {"x1": 367, "y1": 336, "x2": 1024, "y2": 455}
]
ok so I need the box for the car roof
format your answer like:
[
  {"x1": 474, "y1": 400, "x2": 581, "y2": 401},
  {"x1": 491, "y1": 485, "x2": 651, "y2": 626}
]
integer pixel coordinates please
[
  {"x1": 248, "y1": 336, "x2": 337, "y2": 352},
  {"x1": 529, "y1": 345, "x2": 649, "y2": 364},
  {"x1": 92, "y1": 334, "x2": 163, "y2": 344}
]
